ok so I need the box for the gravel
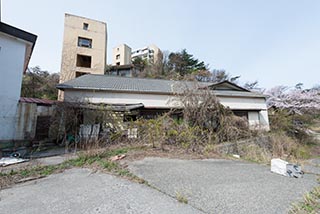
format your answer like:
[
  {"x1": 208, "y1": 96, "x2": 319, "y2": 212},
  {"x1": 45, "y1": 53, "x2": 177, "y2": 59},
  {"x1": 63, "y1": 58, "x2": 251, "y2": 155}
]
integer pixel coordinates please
[
  {"x1": 129, "y1": 158, "x2": 318, "y2": 214},
  {"x1": 0, "y1": 168, "x2": 202, "y2": 214}
]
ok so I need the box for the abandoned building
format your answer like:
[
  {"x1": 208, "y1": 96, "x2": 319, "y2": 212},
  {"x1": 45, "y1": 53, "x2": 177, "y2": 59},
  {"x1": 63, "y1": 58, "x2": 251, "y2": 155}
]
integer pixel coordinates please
[
  {"x1": 58, "y1": 13, "x2": 108, "y2": 100},
  {"x1": 56, "y1": 74, "x2": 270, "y2": 131},
  {"x1": 0, "y1": 21, "x2": 37, "y2": 146}
]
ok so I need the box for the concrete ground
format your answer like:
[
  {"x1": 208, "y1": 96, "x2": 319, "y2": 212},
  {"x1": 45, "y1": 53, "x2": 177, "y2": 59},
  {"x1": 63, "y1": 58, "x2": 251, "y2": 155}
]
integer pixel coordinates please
[
  {"x1": 0, "y1": 168, "x2": 201, "y2": 214},
  {"x1": 0, "y1": 157, "x2": 318, "y2": 214},
  {"x1": 129, "y1": 158, "x2": 319, "y2": 214}
]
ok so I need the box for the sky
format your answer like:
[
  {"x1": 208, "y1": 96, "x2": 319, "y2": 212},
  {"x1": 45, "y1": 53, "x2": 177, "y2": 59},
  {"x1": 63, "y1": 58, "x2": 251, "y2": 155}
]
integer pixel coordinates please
[{"x1": 2, "y1": 0, "x2": 320, "y2": 89}]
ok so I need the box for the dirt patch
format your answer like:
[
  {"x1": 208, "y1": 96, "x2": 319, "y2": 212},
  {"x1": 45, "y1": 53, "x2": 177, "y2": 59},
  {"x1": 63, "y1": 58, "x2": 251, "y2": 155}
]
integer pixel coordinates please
[{"x1": 117, "y1": 144, "x2": 222, "y2": 166}]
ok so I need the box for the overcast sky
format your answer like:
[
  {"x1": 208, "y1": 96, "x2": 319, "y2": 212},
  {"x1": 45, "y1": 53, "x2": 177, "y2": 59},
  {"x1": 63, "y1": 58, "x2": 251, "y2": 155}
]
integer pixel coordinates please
[{"x1": 2, "y1": 0, "x2": 320, "y2": 89}]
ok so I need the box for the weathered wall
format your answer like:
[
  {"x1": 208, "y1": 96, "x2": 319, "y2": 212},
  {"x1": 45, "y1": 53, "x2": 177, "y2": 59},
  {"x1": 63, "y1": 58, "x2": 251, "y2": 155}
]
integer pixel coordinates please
[
  {"x1": 14, "y1": 103, "x2": 55, "y2": 140},
  {"x1": 0, "y1": 33, "x2": 26, "y2": 140},
  {"x1": 64, "y1": 90, "x2": 175, "y2": 108},
  {"x1": 60, "y1": 14, "x2": 107, "y2": 83},
  {"x1": 15, "y1": 102, "x2": 37, "y2": 140}
]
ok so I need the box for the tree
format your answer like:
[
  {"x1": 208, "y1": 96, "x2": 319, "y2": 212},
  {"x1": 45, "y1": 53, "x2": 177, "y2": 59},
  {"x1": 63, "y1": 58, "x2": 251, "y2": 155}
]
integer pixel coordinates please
[
  {"x1": 265, "y1": 85, "x2": 320, "y2": 114},
  {"x1": 132, "y1": 48, "x2": 244, "y2": 85},
  {"x1": 168, "y1": 49, "x2": 207, "y2": 76},
  {"x1": 21, "y1": 66, "x2": 60, "y2": 100},
  {"x1": 132, "y1": 57, "x2": 147, "y2": 71}
]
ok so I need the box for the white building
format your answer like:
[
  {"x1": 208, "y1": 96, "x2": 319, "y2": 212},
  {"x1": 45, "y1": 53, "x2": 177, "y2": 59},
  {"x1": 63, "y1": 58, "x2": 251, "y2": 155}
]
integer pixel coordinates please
[
  {"x1": 112, "y1": 44, "x2": 163, "y2": 66},
  {"x1": 0, "y1": 22, "x2": 37, "y2": 141},
  {"x1": 112, "y1": 44, "x2": 132, "y2": 66},
  {"x1": 131, "y1": 44, "x2": 162, "y2": 64},
  {"x1": 57, "y1": 75, "x2": 270, "y2": 130}
]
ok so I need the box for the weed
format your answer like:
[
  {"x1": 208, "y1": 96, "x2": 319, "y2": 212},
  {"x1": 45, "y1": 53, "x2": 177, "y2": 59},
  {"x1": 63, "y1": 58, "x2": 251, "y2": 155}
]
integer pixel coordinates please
[
  {"x1": 103, "y1": 148, "x2": 129, "y2": 158},
  {"x1": 289, "y1": 181, "x2": 320, "y2": 214},
  {"x1": 99, "y1": 160, "x2": 118, "y2": 170},
  {"x1": 176, "y1": 191, "x2": 188, "y2": 204}
]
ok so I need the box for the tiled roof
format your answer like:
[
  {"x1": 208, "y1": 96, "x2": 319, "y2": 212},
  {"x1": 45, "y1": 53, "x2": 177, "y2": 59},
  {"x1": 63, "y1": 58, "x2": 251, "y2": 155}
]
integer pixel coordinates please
[
  {"x1": 20, "y1": 97, "x2": 56, "y2": 105},
  {"x1": 57, "y1": 74, "x2": 206, "y2": 94},
  {"x1": 57, "y1": 74, "x2": 265, "y2": 98}
]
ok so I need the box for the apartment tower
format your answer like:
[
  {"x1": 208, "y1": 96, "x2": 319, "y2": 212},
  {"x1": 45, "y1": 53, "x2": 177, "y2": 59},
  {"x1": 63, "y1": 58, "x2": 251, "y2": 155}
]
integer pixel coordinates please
[
  {"x1": 112, "y1": 44, "x2": 132, "y2": 66},
  {"x1": 131, "y1": 44, "x2": 162, "y2": 64}
]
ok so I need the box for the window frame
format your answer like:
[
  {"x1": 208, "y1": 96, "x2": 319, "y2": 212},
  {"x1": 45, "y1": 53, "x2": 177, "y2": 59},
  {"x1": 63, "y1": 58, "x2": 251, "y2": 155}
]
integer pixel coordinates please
[{"x1": 78, "y1": 37, "x2": 92, "y2": 48}]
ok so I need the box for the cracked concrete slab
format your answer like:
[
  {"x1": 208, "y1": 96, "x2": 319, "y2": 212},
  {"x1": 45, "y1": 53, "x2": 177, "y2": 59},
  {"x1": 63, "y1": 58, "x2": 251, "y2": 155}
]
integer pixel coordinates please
[
  {"x1": 0, "y1": 168, "x2": 202, "y2": 214},
  {"x1": 129, "y1": 157, "x2": 318, "y2": 214}
]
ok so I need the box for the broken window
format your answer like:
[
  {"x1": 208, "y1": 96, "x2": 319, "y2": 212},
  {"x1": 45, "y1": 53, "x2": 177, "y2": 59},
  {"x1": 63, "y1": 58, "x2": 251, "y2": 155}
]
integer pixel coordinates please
[
  {"x1": 233, "y1": 110, "x2": 248, "y2": 120},
  {"x1": 76, "y1": 54, "x2": 92, "y2": 68},
  {"x1": 76, "y1": 71, "x2": 88, "y2": 78},
  {"x1": 83, "y1": 23, "x2": 89, "y2": 30},
  {"x1": 78, "y1": 37, "x2": 92, "y2": 48}
]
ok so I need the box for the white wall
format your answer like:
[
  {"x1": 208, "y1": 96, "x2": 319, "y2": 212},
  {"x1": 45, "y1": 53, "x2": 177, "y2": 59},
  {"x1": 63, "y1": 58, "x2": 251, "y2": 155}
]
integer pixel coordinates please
[
  {"x1": 63, "y1": 89, "x2": 270, "y2": 130},
  {"x1": 217, "y1": 96, "x2": 267, "y2": 110},
  {"x1": 64, "y1": 90, "x2": 175, "y2": 108},
  {"x1": 0, "y1": 33, "x2": 27, "y2": 140},
  {"x1": 219, "y1": 96, "x2": 270, "y2": 130}
]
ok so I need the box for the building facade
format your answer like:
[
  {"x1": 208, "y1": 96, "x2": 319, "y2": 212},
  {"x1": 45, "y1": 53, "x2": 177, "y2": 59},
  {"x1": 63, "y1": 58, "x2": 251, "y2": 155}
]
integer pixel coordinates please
[
  {"x1": 112, "y1": 44, "x2": 131, "y2": 66},
  {"x1": 131, "y1": 44, "x2": 162, "y2": 64},
  {"x1": 59, "y1": 13, "x2": 107, "y2": 100},
  {"x1": 57, "y1": 75, "x2": 270, "y2": 130},
  {"x1": 0, "y1": 22, "x2": 37, "y2": 141}
]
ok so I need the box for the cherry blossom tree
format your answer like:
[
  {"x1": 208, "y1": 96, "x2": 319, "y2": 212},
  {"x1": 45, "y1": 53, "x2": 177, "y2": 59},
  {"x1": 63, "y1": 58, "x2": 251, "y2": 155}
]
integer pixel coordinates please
[{"x1": 265, "y1": 86, "x2": 320, "y2": 114}]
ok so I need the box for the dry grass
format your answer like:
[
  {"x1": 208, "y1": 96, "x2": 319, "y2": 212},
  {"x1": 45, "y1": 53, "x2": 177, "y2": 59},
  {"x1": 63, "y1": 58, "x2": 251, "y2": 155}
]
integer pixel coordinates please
[
  {"x1": 176, "y1": 191, "x2": 188, "y2": 204},
  {"x1": 289, "y1": 185, "x2": 320, "y2": 214},
  {"x1": 234, "y1": 132, "x2": 311, "y2": 164}
]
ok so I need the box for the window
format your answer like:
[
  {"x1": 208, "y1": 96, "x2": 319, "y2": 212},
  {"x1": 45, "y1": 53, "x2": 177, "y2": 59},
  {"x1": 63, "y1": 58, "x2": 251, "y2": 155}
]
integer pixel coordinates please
[
  {"x1": 76, "y1": 54, "x2": 92, "y2": 68},
  {"x1": 83, "y1": 23, "x2": 89, "y2": 30},
  {"x1": 76, "y1": 72, "x2": 88, "y2": 78},
  {"x1": 116, "y1": 54, "x2": 120, "y2": 60},
  {"x1": 116, "y1": 62, "x2": 120, "y2": 66},
  {"x1": 78, "y1": 37, "x2": 92, "y2": 48},
  {"x1": 233, "y1": 111, "x2": 248, "y2": 120}
]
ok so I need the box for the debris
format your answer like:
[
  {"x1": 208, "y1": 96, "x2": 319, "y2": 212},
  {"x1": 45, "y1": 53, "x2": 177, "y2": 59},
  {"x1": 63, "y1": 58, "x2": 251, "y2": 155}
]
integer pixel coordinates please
[
  {"x1": 286, "y1": 164, "x2": 304, "y2": 178},
  {"x1": 0, "y1": 157, "x2": 29, "y2": 167},
  {"x1": 271, "y1": 158, "x2": 288, "y2": 176},
  {"x1": 232, "y1": 154, "x2": 240, "y2": 158},
  {"x1": 110, "y1": 154, "x2": 126, "y2": 162},
  {"x1": 271, "y1": 158, "x2": 303, "y2": 178},
  {"x1": 10, "y1": 152, "x2": 21, "y2": 158},
  {"x1": 79, "y1": 124, "x2": 100, "y2": 142},
  {"x1": 128, "y1": 128, "x2": 138, "y2": 139}
]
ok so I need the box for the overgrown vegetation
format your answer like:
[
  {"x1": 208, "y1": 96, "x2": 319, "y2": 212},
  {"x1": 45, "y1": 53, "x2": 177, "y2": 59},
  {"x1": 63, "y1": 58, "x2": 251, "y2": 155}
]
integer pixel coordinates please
[
  {"x1": 269, "y1": 109, "x2": 319, "y2": 145},
  {"x1": 0, "y1": 147, "x2": 145, "y2": 189},
  {"x1": 289, "y1": 180, "x2": 320, "y2": 214},
  {"x1": 120, "y1": 86, "x2": 252, "y2": 153},
  {"x1": 65, "y1": 147, "x2": 145, "y2": 183},
  {"x1": 49, "y1": 101, "x2": 125, "y2": 149},
  {"x1": 0, "y1": 162, "x2": 73, "y2": 189},
  {"x1": 21, "y1": 66, "x2": 59, "y2": 100},
  {"x1": 233, "y1": 132, "x2": 311, "y2": 164}
]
